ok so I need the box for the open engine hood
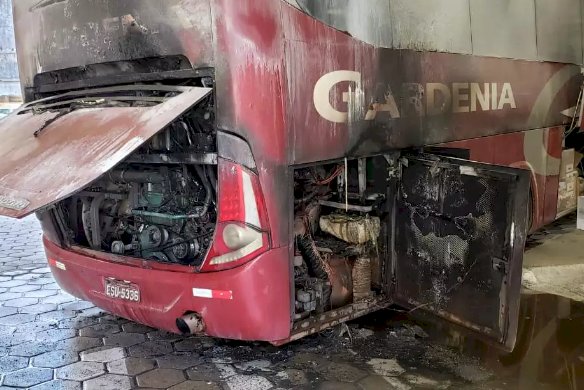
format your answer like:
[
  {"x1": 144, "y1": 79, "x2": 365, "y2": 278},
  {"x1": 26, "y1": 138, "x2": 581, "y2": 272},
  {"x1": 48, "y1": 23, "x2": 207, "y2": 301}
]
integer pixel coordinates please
[{"x1": 0, "y1": 86, "x2": 212, "y2": 219}]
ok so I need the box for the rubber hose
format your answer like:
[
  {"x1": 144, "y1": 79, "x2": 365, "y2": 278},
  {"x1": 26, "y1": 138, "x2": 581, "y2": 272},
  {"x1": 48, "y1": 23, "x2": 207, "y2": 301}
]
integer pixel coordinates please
[{"x1": 297, "y1": 235, "x2": 332, "y2": 311}]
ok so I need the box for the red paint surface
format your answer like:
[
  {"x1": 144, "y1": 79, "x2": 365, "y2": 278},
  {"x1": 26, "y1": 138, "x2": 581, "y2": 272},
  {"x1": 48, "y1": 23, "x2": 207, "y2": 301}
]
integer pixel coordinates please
[
  {"x1": 213, "y1": 0, "x2": 290, "y2": 249},
  {"x1": 45, "y1": 238, "x2": 291, "y2": 341},
  {"x1": 445, "y1": 127, "x2": 564, "y2": 230}
]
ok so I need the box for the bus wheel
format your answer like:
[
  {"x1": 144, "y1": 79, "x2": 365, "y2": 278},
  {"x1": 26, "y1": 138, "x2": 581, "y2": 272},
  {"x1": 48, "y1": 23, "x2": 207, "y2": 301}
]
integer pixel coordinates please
[
  {"x1": 527, "y1": 186, "x2": 534, "y2": 233},
  {"x1": 499, "y1": 295, "x2": 537, "y2": 366}
]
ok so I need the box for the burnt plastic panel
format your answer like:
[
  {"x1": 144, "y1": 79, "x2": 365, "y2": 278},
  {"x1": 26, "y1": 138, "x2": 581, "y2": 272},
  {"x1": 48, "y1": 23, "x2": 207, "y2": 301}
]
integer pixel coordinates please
[{"x1": 393, "y1": 154, "x2": 530, "y2": 350}]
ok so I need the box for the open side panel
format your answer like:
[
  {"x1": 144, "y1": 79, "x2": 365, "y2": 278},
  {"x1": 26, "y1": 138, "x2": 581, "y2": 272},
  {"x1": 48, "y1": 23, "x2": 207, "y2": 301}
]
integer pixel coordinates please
[{"x1": 393, "y1": 154, "x2": 530, "y2": 351}]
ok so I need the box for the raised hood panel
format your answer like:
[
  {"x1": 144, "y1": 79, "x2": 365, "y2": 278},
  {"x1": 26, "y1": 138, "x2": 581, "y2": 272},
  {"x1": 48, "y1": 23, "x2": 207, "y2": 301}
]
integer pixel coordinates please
[{"x1": 0, "y1": 86, "x2": 211, "y2": 218}]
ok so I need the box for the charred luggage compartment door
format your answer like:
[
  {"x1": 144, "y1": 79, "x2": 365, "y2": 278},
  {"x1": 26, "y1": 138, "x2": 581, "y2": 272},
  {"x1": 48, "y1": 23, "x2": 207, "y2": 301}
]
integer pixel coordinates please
[{"x1": 393, "y1": 154, "x2": 530, "y2": 351}]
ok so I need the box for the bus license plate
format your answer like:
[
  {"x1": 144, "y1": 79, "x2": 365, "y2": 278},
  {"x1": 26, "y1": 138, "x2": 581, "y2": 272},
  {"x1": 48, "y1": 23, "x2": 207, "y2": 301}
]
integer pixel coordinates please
[{"x1": 105, "y1": 279, "x2": 140, "y2": 302}]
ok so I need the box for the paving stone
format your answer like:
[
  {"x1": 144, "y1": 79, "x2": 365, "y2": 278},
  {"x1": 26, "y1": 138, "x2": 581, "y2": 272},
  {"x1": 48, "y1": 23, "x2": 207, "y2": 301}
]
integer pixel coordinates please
[
  {"x1": 0, "y1": 287, "x2": 7, "y2": 294},
  {"x1": 318, "y1": 381, "x2": 359, "y2": 390},
  {"x1": 36, "y1": 328, "x2": 77, "y2": 343},
  {"x1": 174, "y1": 338, "x2": 203, "y2": 352},
  {"x1": 0, "y1": 292, "x2": 22, "y2": 301},
  {"x1": 20, "y1": 303, "x2": 59, "y2": 314},
  {"x1": 156, "y1": 353, "x2": 203, "y2": 370},
  {"x1": 13, "y1": 273, "x2": 43, "y2": 281},
  {"x1": 41, "y1": 295, "x2": 77, "y2": 305},
  {"x1": 186, "y1": 366, "x2": 221, "y2": 382},
  {"x1": 97, "y1": 315, "x2": 127, "y2": 325},
  {"x1": 198, "y1": 338, "x2": 216, "y2": 349},
  {"x1": 0, "y1": 325, "x2": 16, "y2": 337},
  {"x1": 403, "y1": 373, "x2": 450, "y2": 388},
  {"x1": 147, "y1": 330, "x2": 182, "y2": 342},
  {"x1": 2, "y1": 367, "x2": 54, "y2": 388},
  {"x1": 381, "y1": 376, "x2": 413, "y2": 390},
  {"x1": 454, "y1": 363, "x2": 492, "y2": 382},
  {"x1": 103, "y1": 332, "x2": 145, "y2": 348},
  {"x1": 367, "y1": 358, "x2": 406, "y2": 377},
  {"x1": 0, "y1": 355, "x2": 29, "y2": 373},
  {"x1": 81, "y1": 346, "x2": 126, "y2": 362},
  {"x1": 0, "y1": 306, "x2": 17, "y2": 318},
  {"x1": 358, "y1": 375, "x2": 400, "y2": 390},
  {"x1": 121, "y1": 322, "x2": 155, "y2": 334},
  {"x1": 290, "y1": 352, "x2": 331, "y2": 371},
  {"x1": 107, "y1": 357, "x2": 156, "y2": 376},
  {"x1": 214, "y1": 363, "x2": 237, "y2": 379},
  {"x1": 0, "y1": 280, "x2": 26, "y2": 288},
  {"x1": 31, "y1": 267, "x2": 51, "y2": 274},
  {"x1": 78, "y1": 324, "x2": 120, "y2": 338},
  {"x1": 58, "y1": 317, "x2": 101, "y2": 330},
  {"x1": 280, "y1": 369, "x2": 308, "y2": 386},
  {"x1": 83, "y1": 374, "x2": 133, "y2": 390},
  {"x1": 29, "y1": 277, "x2": 56, "y2": 285},
  {"x1": 9, "y1": 341, "x2": 56, "y2": 357},
  {"x1": 41, "y1": 283, "x2": 62, "y2": 290},
  {"x1": 136, "y1": 368, "x2": 186, "y2": 388},
  {"x1": 13, "y1": 321, "x2": 56, "y2": 335},
  {"x1": 77, "y1": 307, "x2": 105, "y2": 318},
  {"x1": 54, "y1": 337, "x2": 103, "y2": 352},
  {"x1": 168, "y1": 381, "x2": 222, "y2": 390},
  {"x1": 1, "y1": 270, "x2": 28, "y2": 276},
  {"x1": 0, "y1": 334, "x2": 32, "y2": 349},
  {"x1": 56, "y1": 361, "x2": 105, "y2": 381},
  {"x1": 128, "y1": 340, "x2": 173, "y2": 358},
  {"x1": 30, "y1": 379, "x2": 82, "y2": 390},
  {"x1": 3, "y1": 297, "x2": 39, "y2": 308},
  {"x1": 59, "y1": 301, "x2": 95, "y2": 312},
  {"x1": 234, "y1": 360, "x2": 273, "y2": 372},
  {"x1": 9, "y1": 284, "x2": 41, "y2": 293},
  {"x1": 37, "y1": 309, "x2": 77, "y2": 322},
  {"x1": 225, "y1": 375, "x2": 273, "y2": 390},
  {"x1": 27, "y1": 290, "x2": 58, "y2": 298},
  {"x1": 33, "y1": 350, "x2": 80, "y2": 368},
  {"x1": 318, "y1": 362, "x2": 368, "y2": 383}
]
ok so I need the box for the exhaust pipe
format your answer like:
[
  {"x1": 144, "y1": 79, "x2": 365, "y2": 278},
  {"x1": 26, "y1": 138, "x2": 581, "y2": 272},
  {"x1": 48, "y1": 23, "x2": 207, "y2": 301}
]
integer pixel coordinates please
[{"x1": 176, "y1": 313, "x2": 205, "y2": 335}]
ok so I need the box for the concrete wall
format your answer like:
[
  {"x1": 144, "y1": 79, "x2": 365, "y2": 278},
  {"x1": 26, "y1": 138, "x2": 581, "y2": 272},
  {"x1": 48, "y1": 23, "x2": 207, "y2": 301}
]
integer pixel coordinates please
[{"x1": 0, "y1": 0, "x2": 20, "y2": 100}]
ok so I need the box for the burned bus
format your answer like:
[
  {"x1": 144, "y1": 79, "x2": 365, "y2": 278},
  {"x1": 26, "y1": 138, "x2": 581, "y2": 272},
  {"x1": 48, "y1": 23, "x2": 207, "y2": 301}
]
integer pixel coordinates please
[{"x1": 0, "y1": 0, "x2": 582, "y2": 350}]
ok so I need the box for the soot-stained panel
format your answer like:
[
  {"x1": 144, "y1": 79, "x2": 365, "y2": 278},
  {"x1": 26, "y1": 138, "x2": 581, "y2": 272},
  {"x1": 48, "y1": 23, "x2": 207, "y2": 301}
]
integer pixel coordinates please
[{"x1": 394, "y1": 154, "x2": 529, "y2": 347}]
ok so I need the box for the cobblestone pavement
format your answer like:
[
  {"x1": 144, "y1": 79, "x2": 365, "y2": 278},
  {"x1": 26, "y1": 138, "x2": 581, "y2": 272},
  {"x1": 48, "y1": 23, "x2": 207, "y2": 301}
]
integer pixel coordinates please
[{"x1": 0, "y1": 217, "x2": 576, "y2": 389}]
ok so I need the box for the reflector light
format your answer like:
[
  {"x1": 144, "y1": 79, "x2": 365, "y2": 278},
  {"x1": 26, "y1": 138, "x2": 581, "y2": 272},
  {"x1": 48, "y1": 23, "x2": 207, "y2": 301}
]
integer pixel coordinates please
[
  {"x1": 192, "y1": 288, "x2": 233, "y2": 300},
  {"x1": 48, "y1": 258, "x2": 66, "y2": 270}
]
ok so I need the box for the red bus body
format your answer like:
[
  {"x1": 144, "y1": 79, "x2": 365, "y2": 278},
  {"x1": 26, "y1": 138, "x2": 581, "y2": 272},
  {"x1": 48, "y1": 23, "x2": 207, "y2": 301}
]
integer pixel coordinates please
[{"x1": 0, "y1": 0, "x2": 581, "y2": 348}]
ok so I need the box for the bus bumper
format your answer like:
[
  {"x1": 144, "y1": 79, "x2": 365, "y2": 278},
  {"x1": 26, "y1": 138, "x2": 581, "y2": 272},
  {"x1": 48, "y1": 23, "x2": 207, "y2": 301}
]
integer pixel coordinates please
[{"x1": 43, "y1": 238, "x2": 291, "y2": 342}]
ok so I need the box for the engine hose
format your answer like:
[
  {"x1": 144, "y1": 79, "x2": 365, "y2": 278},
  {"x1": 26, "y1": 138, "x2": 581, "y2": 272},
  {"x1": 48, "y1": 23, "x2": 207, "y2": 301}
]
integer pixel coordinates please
[
  {"x1": 194, "y1": 165, "x2": 212, "y2": 218},
  {"x1": 81, "y1": 199, "x2": 93, "y2": 247},
  {"x1": 89, "y1": 195, "x2": 105, "y2": 250},
  {"x1": 297, "y1": 235, "x2": 332, "y2": 311},
  {"x1": 108, "y1": 169, "x2": 165, "y2": 183},
  {"x1": 206, "y1": 168, "x2": 217, "y2": 194}
]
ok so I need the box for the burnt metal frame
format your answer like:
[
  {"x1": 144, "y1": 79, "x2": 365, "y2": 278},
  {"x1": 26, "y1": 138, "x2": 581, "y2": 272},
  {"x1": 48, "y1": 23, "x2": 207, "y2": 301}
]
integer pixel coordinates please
[
  {"x1": 29, "y1": 68, "x2": 214, "y2": 97},
  {"x1": 21, "y1": 84, "x2": 192, "y2": 109}
]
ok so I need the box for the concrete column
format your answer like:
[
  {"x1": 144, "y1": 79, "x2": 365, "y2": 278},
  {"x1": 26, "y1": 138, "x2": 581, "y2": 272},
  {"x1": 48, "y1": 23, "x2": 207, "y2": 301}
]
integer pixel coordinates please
[{"x1": 0, "y1": 0, "x2": 20, "y2": 101}]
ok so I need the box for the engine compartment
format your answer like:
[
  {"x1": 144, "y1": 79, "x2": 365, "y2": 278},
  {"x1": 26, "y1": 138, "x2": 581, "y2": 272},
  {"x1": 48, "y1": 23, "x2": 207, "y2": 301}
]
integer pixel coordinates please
[
  {"x1": 54, "y1": 96, "x2": 217, "y2": 267},
  {"x1": 292, "y1": 157, "x2": 390, "y2": 319}
]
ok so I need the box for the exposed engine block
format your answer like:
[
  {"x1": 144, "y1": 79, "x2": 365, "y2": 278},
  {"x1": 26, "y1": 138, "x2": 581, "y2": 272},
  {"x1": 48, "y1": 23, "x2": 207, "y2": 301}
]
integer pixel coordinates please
[{"x1": 57, "y1": 97, "x2": 217, "y2": 266}]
